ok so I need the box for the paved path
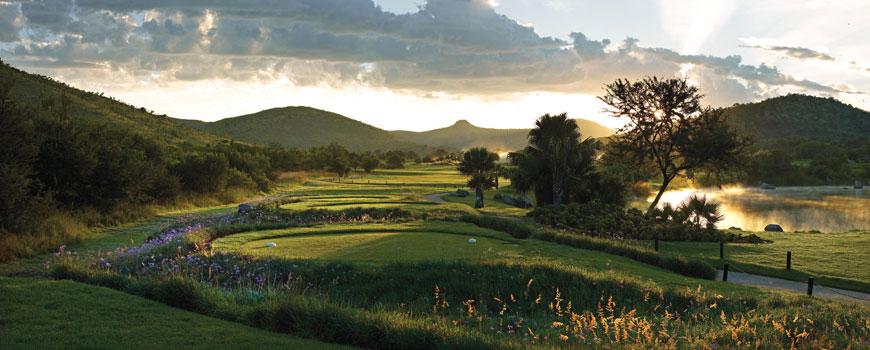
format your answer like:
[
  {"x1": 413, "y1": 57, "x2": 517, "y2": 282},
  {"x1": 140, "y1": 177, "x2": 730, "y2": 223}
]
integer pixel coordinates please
[
  {"x1": 717, "y1": 270, "x2": 869, "y2": 304},
  {"x1": 422, "y1": 192, "x2": 450, "y2": 202}
]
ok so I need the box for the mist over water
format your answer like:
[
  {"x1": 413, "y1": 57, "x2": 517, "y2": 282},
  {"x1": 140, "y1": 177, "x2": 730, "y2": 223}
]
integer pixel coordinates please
[{"x1": 651, "y1": 186, "x2": 870, "y2": 233}]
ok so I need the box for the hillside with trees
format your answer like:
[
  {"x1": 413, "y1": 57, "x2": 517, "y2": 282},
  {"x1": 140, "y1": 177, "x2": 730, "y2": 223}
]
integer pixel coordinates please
[
  {"x1": 723, "y1": 94, "x2": 870, "y2": 144},
  {"x1": 391, "y1": 119, "x2": 614, "y2": 152},
  {"x1": 722, "y1": 94, "x2": 870, "y2": 186},
  {"x1": 0, "y1": 62, "x2": 220, "y2": 146},
  {"x1": 174, "y1": 107, "x2": 432, "y2": 153}
]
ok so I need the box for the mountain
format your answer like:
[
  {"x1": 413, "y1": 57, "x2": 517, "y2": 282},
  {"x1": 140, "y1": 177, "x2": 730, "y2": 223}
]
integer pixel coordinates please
[
  {"x1": 174, "y1": 107, "x2": 432, "y2": 153},
  {"x1": 722, "y1": 94, "x2": 870, "y2": 143},
  {"x1": 0, "y1": 62, "x2": 220, "y2": 146},
  {"x1": 390, "y1": 119, "x2": 614, "y2": 152}
]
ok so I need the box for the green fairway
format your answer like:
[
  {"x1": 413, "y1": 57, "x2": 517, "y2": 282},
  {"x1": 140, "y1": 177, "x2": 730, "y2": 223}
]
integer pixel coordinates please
[
  {"x1": 630, "y1": 230, "x2": 870, "y2": 293},
  {"x1": 0, "y1": 277, "x2": 356, "y2": 350}
]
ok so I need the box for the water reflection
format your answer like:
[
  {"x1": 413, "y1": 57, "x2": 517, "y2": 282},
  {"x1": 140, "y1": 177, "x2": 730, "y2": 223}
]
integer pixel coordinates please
[{"x1": 650, "y1": 187, "x2": 870, "y2": 232}]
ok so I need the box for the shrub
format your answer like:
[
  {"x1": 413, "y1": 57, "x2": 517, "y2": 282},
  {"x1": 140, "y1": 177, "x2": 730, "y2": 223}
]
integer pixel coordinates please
[
  {"x1": 458, "y1": 214, "x2": 532, "y2": 239},
  {"x1": 530, "y1": 200, "x2": 755, "y2": 242},
  {"x1": 533, "y1": 228, "x2": 717, "y2": 280}
]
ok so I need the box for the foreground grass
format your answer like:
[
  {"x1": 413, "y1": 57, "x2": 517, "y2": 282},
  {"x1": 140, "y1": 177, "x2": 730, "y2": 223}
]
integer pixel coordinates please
[
  {"x1": 0, "y1": 277, "x2": 355, "y2": 350},
  {"x1": 629, "y1": 230, "x2": 870, "y2": 293}
]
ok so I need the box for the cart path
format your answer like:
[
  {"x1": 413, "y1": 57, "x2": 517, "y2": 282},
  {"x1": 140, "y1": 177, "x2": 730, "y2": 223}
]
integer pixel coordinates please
[{"x1": 717, "y1": 270, "x2": 869, "y2": 304}]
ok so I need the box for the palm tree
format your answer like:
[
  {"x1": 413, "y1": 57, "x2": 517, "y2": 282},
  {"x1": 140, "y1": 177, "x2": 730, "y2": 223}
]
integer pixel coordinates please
[
  {"x1": 519, "y1": 113, "x2": 592, "y2": 207},
  {"x1": 457, "y1": 147, "x2": 499, "y2": 208}
]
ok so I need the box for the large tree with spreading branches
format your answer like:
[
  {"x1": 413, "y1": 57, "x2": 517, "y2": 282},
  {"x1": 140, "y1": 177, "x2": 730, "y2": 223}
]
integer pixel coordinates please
[{"x1": 599, "y1": 77, "x2": 752, "y2": 213}]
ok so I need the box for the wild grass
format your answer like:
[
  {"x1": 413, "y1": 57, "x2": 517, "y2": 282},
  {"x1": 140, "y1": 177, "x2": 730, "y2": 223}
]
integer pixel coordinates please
[
  {"x1": 459, "y1": 214, "x2": 533, "y2": 239},
  {"x1": 533, "y1": 228, "x2": 717, "y2": 280}
]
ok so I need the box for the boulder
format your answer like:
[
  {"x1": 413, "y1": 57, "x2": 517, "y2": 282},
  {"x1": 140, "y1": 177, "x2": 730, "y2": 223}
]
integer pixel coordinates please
[
  {"x1": 502, "y1": 195, "x2": 518, "y2": 206},
  {"x1": 764, "y1": 224, "x2": 784, "y2": 232},
  {"x1": 728, "y1": 226, "x2": 742, "y2": 231},
  {"x1": 856, "y1": 181, "x2": 864, "y2": 189},
  {"x1": 493, "y1": 193, "x2": 504, "y2": 200},
  {"x1": 520, "y1": 197, "x2": 533, "y2": 208},
  {"x1": 455, "y1": 189, "x2": 470, "y2": 197},
  {"x1": 760, "y1": 183, "x2": 776, "y2": 190},
  {"x1": 238, "y1": 203, "x2": 254, "y2": 213},
  {"x1": 468, "y1": 238, "x2": 477, "y2": 243}
]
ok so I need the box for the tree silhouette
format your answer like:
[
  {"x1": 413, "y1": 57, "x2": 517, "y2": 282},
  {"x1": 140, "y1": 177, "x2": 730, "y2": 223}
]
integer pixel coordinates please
[
  {"x1": 458, "y1": 147, "x2": 499, "y2": 208},
  {"x1": 599, "y1": 77, "x2": 752, "y2": 213}
]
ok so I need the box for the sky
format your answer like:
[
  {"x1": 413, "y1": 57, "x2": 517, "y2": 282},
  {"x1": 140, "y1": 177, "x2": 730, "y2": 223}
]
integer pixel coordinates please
[{"x1": 0, "y1": 0, "x2": 868, "y2": 131}]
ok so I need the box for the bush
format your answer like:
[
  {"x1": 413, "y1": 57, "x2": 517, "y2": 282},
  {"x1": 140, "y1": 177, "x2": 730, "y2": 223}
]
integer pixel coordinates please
[
  {"x1": 533, "y1": 228, "x2": 717, "y2": 280},
  {"x1": 530, "y1": 200, "x2": 753, "y2": 242},
  {"x1": 458, "y1": 214, "x2": 532, "y2": 239}
]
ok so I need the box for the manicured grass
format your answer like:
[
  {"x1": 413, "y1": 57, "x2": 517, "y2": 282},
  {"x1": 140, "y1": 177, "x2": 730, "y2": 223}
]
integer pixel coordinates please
[
  {"x1": 0, "y1": 277, "x2": 356, "y2": 350},
  {"x1": 213, "y1": 221, "x2": 765, "y2": 296},
  {"x1": 629, "y1": 230, "x2": 870, "y2": 293}
]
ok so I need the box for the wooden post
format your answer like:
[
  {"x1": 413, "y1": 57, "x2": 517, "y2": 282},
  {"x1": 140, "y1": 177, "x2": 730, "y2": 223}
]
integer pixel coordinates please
[
  {"x1": 807, "y1": 276, "x2": 814, "y2": 296},
  {"x1": 719, "y1": 241, "x2": 724, "y2": 259},
  {"x1": 723, "y1": 262, "x2": 729, "y2": 281},
  {"x1": 786, "y1": 251, "x2": 791, "y2": 270},
  {"x1": 654, "y1": 238, "x2": 659, "y2": 252}
]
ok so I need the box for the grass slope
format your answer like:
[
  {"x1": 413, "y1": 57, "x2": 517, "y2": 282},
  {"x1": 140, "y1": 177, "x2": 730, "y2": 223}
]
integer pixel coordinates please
[
  {"x1": 1, "y1": 62, "x2": 220, "y2": 146},
  {"x1": 391, "y1": 119, "x2": 614, "y2": 152},
  {"x1": 0, "y1": 277, "x2": 355, "y2": 350},
  {"x1": 723, "y1": 94, "x2": 870, "y2": 143},
  {"x1": 174, "y1": 106, "x2": 431, "y2": 153}
]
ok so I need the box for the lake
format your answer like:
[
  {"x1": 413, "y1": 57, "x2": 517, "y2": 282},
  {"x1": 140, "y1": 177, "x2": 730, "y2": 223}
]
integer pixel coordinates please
[{"x1": 651, "y1": 186, "x2": 870, "y2": 233}]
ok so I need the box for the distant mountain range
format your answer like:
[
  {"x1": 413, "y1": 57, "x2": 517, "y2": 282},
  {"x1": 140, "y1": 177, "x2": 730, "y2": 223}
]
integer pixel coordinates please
[
  {"x1": 390, "y1": 119, "x2": 615, "y2": 152},
  {"x1": 173, "y1": 107, "x2": 433, "y2": 153},
  {"x1": 6, "y1": 63, "x2": 867, "y2": 154}
]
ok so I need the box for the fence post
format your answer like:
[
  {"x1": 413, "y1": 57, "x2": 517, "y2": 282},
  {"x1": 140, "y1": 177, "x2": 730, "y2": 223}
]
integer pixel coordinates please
[
  {"x1": 786, "y1": 251, "x2": 791, "y2": 270},
  {"x1": 654, "y1": 238, "x2": 659, "y2": 252},
  {"x1": 807, "y1": 276, "x2": 814, "y2": 296},
  {"x1": 719, "y1": 241, "x2": 724, "y2": 259},
  {"x1": 723, "y1": 262, "x2": 729, "y2": 281}
]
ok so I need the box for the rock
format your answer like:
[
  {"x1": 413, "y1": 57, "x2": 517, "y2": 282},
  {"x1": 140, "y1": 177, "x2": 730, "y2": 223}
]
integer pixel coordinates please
[
  {"x1": 468, "y1": 238, "x2": 477, "y2": 243},
  {"x1": 238, "y1": 203, "x2": 254, "y2": 213},
  {"x1": 728, "y1": 227, "x2": 742, "y2": 231},
  {"x1": 856, "y1": 181, "x2": 864, "y2": 189},
  {"x1": 266, "y1": 242, "x2": 276, "y2": 247},
  {"x1": 455, "y1": 189, "x2": 470, "y2": 197},
  {"x1": 520, "y1": 197, "x2": 533, "y2": 208},
  {"x1": 764, "y1": 224, "x2": 784, "y2": 232},
  {"x1": 493, "y1": 193, "x2": 503, "y2": 200},
  {"x1": 502, "y1": 195, "x2": 518, "y2": 206},
  {"x1": 760, "y1": 183, "x2": 776, "y2": 190}
]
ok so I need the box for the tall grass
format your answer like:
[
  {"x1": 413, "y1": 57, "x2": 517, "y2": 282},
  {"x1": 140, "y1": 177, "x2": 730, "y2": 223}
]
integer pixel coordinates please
[
  {"x1": 457, "y1": 214, "x2": 716, "y2": 280},
  {"x1": 533, "y1": 228, "x2": 717, "y2": 280},
  {"x1": 458, "y1": 214, "x2": 532, "y2": 239}
]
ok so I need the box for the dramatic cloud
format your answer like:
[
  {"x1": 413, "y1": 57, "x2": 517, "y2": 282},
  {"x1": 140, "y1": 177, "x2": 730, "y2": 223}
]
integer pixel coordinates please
[
  {"x1": 741, "y1": 44, "x2": 836, "y2": 62},
  {"x1": 0, "y1": 0, "x2": 861, "y2": 109}
]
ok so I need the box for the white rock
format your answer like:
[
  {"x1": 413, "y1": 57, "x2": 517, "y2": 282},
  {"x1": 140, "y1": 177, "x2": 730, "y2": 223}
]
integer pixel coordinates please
[
  {"x1": 468, "y1": 238, "x2": 477, "y2": 243},
  {"x1": 266, "y1": 242, "x2": 276, "y2": 247}
]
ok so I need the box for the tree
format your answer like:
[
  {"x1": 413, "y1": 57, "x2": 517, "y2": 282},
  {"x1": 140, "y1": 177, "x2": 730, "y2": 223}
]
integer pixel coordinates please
[
  {"x1": 361, "y1": 154, "x2": 380, "y2": 174},
  {"x1": 599, "y1": 77, "x2": 751, "y2": 213},
  {"x1": 509, "y1": 113, "x2": 598, "y2": 208},
  {"x1": 386, "y1": 154, "x2": 404, "y2": 169},
  {"x1": 457, "y1": 147, "x2": 499, "y2": 208}
]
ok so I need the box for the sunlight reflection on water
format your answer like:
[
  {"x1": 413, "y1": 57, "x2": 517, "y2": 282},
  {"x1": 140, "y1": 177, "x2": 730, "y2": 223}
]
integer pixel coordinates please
[{"x1": 650, "y1": 186, "x2": 870, "y2": 232}]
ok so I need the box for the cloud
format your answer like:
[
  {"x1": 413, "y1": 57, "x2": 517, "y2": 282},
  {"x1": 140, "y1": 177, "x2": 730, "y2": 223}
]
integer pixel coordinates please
[
  {"x1": 0, "y1": 0, "x2": 860, "y2": 108},
  {"x1": 740, "y1": 44, "x2": 836, "y2": 62},
  {"x1": 0, "y1": 3, "x2": 23, "y2": 42}
]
